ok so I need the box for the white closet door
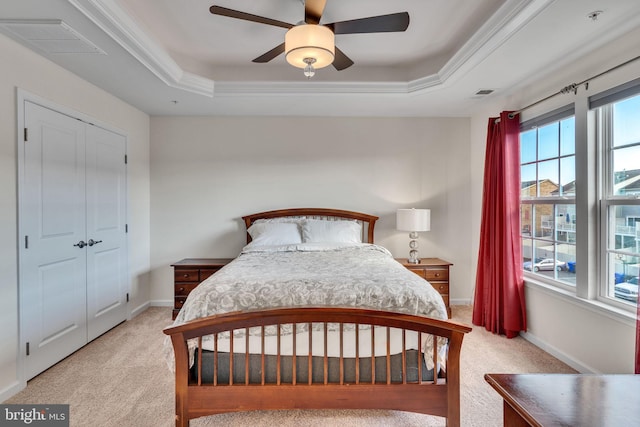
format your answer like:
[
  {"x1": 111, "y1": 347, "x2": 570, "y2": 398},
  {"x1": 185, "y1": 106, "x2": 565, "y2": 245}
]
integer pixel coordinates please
[
  {"x1": 21, "y1": 101, "x2": 88, "y2": 379},
  {"x1": 85, "y1": 125, "x2": 128, "y2": 341}
]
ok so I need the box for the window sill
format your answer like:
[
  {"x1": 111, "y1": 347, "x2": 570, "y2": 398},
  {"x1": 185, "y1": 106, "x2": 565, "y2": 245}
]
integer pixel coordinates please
[{"x1": 524, "y1": 276, "x2": 637, "y2": 327}]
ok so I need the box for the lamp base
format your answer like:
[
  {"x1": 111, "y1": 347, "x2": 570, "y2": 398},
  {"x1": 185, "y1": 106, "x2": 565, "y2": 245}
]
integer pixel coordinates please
[{"x1": 408, "y1": 249, "x2": 420, "y2": 264}]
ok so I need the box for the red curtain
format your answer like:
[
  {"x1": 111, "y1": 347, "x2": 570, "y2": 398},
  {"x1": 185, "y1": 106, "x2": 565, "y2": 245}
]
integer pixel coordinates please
[
  {"x1": 636, "y1": 300, "x2": 639, "y2": 373},
  {"x1": 473, "y1": 111, "x2": 526, "y2": 338}
]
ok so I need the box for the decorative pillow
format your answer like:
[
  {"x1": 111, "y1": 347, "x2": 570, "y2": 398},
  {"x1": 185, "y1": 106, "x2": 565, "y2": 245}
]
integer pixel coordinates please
[
  {"x1": 247, "y1": 222, "x2": 302, "y2": 246},
  {"x1": 301, "y1": 219, "x2": 362, "y2": 244}
]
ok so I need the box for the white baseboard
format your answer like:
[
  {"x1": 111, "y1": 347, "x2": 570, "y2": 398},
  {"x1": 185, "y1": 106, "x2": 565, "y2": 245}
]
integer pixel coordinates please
[
  {"x1": 451, "y1": 298, "x2": 472, "y2": 306},
  {"x1": 150, "y1": 299, "x2": 173, "y2": 307},
  {"x1": 129, "y1": 301, "x2": 150, "y2": 319},
  {"x1": 520, "y1": 330, "x2": 597, "y2": 374},
  {"x1": 0, "y1": 379, "x2": 25, "y2": 403}
]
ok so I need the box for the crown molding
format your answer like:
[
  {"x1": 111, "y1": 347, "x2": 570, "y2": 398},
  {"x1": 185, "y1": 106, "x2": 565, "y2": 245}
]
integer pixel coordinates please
[
  {"x1": 69, "y1": 0, "x2": 550, "y2": 99},
  {"x1": 214, "y1": 80, "x2": 410, "y2": 96},
  {"x1": 68, "y1": 0, "x2": 214, "y2": 97},
  {"x1": 437, "y1": 0, "x2": 555, "y2": 84}
]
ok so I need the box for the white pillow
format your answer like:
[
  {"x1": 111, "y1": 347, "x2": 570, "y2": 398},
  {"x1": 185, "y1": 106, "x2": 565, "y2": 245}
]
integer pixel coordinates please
[
  {"x1": 247, "y1": 222, "x2": 302, "y2": 246},
  {"x1": 253, "y1": 217, "x2": 302, "y2": 224},
  {"x1": 301, "y1": 219, "x2": 362, "y2": 244}
]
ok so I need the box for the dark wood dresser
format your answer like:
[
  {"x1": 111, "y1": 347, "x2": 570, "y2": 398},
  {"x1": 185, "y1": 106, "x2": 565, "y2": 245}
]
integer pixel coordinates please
[
  {"x1": 171, "y1": 258, "x2": 233, "y2": 319},
  {"x1": 485, "y1": 373, "x2": 640, "y2": 426},
  {"x1": 396, "y1": 257, "x2": 452, "y2": 318}
]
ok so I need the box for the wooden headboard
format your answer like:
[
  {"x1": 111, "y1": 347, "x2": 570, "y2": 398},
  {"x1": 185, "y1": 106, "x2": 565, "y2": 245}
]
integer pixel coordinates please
[{"x1": 242, "y1": 208, "x2": 379, "y2": 244}]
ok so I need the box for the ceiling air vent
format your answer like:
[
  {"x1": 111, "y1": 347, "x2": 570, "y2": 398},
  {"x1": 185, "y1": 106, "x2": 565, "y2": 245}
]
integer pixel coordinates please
[{"x1": 0, "y1": 19, "x2": 105, "y2": 54}]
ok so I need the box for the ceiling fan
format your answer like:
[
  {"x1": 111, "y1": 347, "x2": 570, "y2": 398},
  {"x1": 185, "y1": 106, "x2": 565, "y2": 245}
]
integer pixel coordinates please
[{"x1": 209, "y1": 0, "x2": 410, "y2": 78}]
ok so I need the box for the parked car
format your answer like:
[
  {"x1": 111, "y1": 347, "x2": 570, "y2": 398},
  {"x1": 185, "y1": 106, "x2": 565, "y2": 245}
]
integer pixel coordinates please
[
  {"x1": 523, "y1": 257, "x2": 542, "y2": 271},
  {"x1": 524, "y1": 258, "x2": 566, "y2": 272},
  {"x1": 614, "y1": 276, "x2": 638, "y2": 303}
]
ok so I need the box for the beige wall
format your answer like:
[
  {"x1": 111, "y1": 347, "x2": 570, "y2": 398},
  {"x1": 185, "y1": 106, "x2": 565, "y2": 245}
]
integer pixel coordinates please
[
  {"x1": 0, "y1": 33, "x2": 151, "y2": 400},
  {"x1": 469, "y1": 26, "x2": 640, "y2": 374},
  {"x1": 149, "y1": 116, "x2": 473, "y2": 306}
]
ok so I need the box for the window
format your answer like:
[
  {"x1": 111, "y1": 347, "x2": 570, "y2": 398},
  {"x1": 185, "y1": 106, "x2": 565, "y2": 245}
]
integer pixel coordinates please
[
  {"x1": 592, "y1": 89, "x2": 640, "y2": 307},
  {"x1": 520, "y1": 79, "x2": 640, "y2": 312},
  {"x1": 520, "y1": 108, "x2": 576, "y2": 287}
]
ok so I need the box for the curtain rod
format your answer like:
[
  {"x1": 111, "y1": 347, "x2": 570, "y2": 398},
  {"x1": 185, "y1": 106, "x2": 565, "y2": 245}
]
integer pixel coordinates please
[{"x1": 496, "y1": 53, "x2": 640, "y2": 123}]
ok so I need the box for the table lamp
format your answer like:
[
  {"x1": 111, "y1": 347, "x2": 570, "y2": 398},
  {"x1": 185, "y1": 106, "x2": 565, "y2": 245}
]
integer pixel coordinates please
[{"x1": 396, "y1": 208, "x2": 430, "y2": 264}]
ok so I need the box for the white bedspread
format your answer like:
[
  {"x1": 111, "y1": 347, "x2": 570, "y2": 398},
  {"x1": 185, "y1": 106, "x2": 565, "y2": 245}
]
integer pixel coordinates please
[{"x1": 164, "y1": 243, "x2": 448, "y2": 370}]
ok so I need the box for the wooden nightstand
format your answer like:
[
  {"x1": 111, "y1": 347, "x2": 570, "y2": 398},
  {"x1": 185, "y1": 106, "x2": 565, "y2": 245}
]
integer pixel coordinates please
[
  {"x1": 171, "y1": 258, "x2": 233, "y2": 319},
  {"x1": 396, "y1": 257, "x2": 452, "y2": 318}
]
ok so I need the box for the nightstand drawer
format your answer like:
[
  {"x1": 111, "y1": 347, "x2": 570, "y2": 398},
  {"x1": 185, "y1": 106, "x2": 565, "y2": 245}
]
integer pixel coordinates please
[
  {"x1": 424, "y1": 269, "x2": 449, "y2": 281},
  {"x1": 200, "y1": 269, "x2": 218, "y2": 281},
  {"x1": 174, "y1": 282, "x2": 199, "y2": 296},
  {"x1": 175, "y1": 296, "x2": 187, "y2": 309},
  {"x1": 174, "y1": 269, "x2": 200, "y2": 282},
  {"x1": 432, "y1": 282, "x2": 449, "y2": 294}
]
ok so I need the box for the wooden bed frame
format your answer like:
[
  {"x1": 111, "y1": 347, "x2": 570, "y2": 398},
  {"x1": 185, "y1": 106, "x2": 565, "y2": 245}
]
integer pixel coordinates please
[{"x1": 164, "y1": 208, "x2": 471, "y2": 426}]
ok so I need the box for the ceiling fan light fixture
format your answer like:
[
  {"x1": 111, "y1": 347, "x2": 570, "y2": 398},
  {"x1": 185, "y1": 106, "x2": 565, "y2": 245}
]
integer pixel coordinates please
[{"x1": 285, "y1": 24, "x2": 334, "y2": 70}]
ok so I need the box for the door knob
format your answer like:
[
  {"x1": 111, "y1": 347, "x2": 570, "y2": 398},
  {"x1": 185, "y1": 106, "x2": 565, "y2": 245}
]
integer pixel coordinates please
[
  {"x1": 87, "y1": 239, "x2": 103, "y2": 246},
  {"x1": 74, "y1": 240, "x2": 87, "y2": 248}
]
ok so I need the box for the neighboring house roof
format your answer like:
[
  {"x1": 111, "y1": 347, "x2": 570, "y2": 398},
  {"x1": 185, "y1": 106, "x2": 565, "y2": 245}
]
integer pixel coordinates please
[
  {"x1": 521, "y1": 179, "x2": 559, "y2": 196},
  {"x1": 551, "y1": 181, "x2": 576, "y2": 196},
  {"x1": 543, "y1": 169, "x2": 640, "y2": 196},
  {"x1": 614, "y1": 169, "x2": 640, "y2": 195}
]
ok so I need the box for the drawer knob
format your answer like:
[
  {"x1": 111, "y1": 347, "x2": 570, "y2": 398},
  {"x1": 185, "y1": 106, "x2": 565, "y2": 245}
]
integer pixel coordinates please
[
  {"x1": 183, "y1": 274, "x2": 189, "y2": 278},
  {"x1": 179, "y1": 287, "x2": 184, "y2": 292},
  {"x1": 434, "y1": 273, "x2": 440, "y2": 277}
]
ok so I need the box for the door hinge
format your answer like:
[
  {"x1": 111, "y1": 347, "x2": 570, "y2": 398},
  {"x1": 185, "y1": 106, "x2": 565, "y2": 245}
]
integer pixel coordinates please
[
  {"x1": 124, "y1": 154, "x2": 128, "y2": 164},
  {"x1": 126, "y1": 293, "x2": 129, "y2": 302},
  {"x1": 25, "y1": 235, "x2": 29, "y2": 249},
  {"x1": 125, "y1": 224, "x2": 128, "y2": 233},
  {"x1": 26, "y1": 342, "x2": 30, "y2": 356},
  {"x1": 24, "y1": 128, "x2": 28, "y2": 142}
]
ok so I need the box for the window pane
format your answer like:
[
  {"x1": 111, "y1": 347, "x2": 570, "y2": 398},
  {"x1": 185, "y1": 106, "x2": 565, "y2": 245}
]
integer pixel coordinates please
[
  {"x1": 538, "y1": 123, "x2": 559, "y2": 160},
  {"x1": 612, "y1": 145, "x2": 640, "y2": 196},
  {"x1": 610, "y1": 205, "x2": 640, "y2": 252},
  {"x1": 609, "y1": 253, "x2": 639, "y2": 305},
  {"x1": 521, "y1": 205, "x2": 533, "y2": 236},
  {"x1": 556, "y1": 204, "x2": 576, "y2": 243},
  {"x1": 527, "y1": 241, "x2": 575, "y2": 285},
  {"x1": 520, "y1": 112, "x2": 575, "y2": 288},
  {"x1": 613, "y1": 95, "x2": 640, "y2": 147},
  {"x1": 560, "y1": 156, "x2": 575, "y2": 196},
  {"x1": 560, "y1": 117, "x2": 575, "y2": 156},
  {"x1": 538, "y1": 159, "x2": 559, "y2": 195},
  {"x1": 521, "y1": 130, "x2": 537, "y2": 163},
  {"x1": 534, "y1": 204, "x2": 554, "y2": 239},
  {"x1": 607, "y1": 205, "x2": 640, "y2": 304},
  {"x1": 522, "y1": 238, "x2": 533, "y2": 264},
  {"x1": 521, "y1": 164, "x2": 536, "y2": 197}
]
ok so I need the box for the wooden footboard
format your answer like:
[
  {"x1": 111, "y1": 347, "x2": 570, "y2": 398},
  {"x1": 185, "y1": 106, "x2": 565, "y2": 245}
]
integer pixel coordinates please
[{"x1": 164, "y1": 307, "x2": 471, "y2": 427}]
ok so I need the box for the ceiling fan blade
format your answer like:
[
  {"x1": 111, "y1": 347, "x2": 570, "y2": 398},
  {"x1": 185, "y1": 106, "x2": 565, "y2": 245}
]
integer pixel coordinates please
[
  {"x1": 333, "y1": 47, "x2": 354, "y2": 71},
  {"x1": 326, "y1": 12, "x2": 410, "y2": 34},
  {"x1": 210, "y1": 5, "x2": 293, "y2": 30},
  {"x1": 252, "y1": 43, "x2": 285, "y2": 63},
  {"x1": 305, "y1": 0, "x2": 327, "y2": 25}
]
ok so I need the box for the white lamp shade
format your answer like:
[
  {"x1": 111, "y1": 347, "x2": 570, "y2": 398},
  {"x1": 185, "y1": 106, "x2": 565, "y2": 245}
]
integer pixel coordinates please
[
  {"x1": 397, "y1": 209, "x2": 431, "y2": 232},
  {"x1": 285, "y1": 24, "x2": 335, "y2": 69}
]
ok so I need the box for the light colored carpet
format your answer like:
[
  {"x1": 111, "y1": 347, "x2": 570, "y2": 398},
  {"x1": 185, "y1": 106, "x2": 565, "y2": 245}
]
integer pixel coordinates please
[{"x1": 5, "y1": 306, "x2": 576, "y2": 426}]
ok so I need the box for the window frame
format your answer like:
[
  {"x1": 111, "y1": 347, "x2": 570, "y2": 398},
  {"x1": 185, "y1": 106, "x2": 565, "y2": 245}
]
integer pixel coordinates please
[
  {"x1": 593, "y1": 89, "x2": 640, "y2": 309},
  {"x1": 520, "y1": 106, "x2": 577, "y2": 291}
]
